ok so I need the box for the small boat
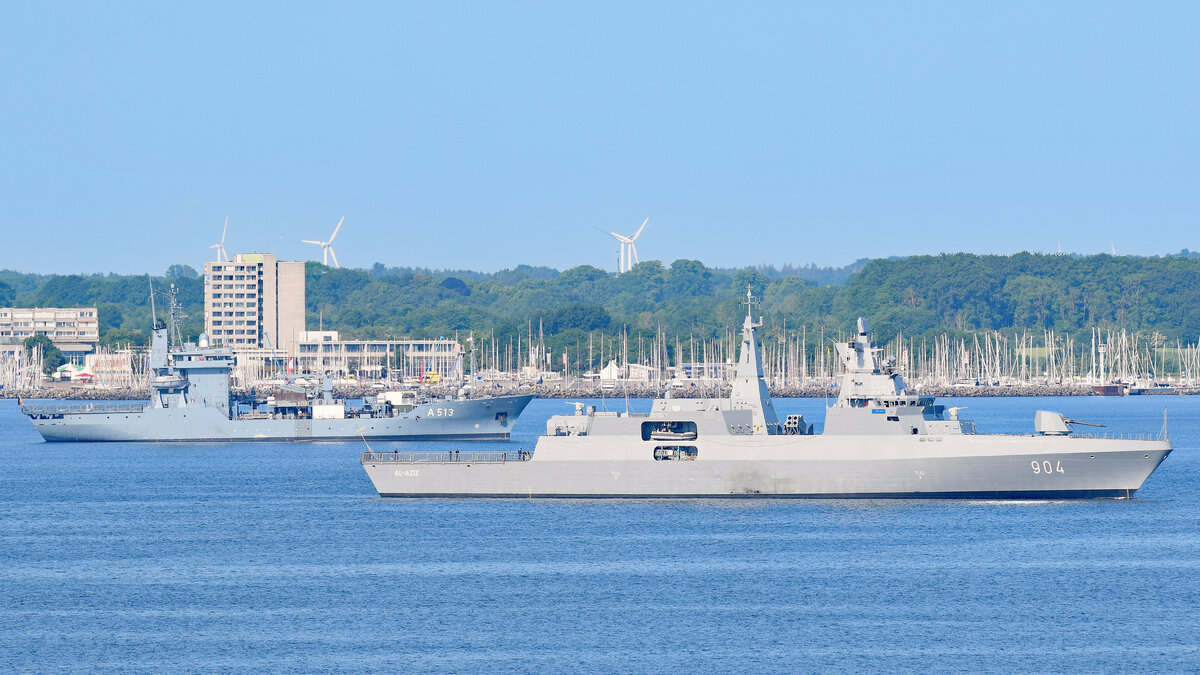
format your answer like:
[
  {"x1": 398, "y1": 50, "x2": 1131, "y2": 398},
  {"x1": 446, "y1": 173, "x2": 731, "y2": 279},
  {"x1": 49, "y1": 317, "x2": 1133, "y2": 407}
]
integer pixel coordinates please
[{"x1": 649, "y1": 429, "x2": 699, "y2": 441}]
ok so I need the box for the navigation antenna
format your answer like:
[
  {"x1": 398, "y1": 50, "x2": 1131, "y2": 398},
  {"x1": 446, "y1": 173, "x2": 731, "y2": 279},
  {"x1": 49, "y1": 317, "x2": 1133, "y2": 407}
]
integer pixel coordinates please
[
  {"x1": 1161, "y1": 407, "x2": 1168, "y2": 441},
  {"x1": 148, "y1": 276, "x2": 158, "y2": 328},
  {"x1": 168, "y1": 284, "x2": 184, "y2": 348},
  {"x1": 742, "y1": 285, "x2": 760, "y2": 321}
]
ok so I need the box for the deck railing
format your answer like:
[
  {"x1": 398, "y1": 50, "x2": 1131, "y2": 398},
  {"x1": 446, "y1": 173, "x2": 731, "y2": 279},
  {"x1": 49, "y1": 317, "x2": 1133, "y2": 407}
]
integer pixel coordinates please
[
  {"x1": 361, "y1": 450, "x2": 531, "y2": 465},
  {"x1": 20, "y1": 401, "x2": 147, "y2": 415}
]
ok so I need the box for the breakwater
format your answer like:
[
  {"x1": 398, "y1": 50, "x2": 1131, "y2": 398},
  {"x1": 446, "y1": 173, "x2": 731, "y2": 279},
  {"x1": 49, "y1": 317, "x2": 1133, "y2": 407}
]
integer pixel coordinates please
[{"x1": 4, "y1": 383, "x2": 1196, "y2": 401}]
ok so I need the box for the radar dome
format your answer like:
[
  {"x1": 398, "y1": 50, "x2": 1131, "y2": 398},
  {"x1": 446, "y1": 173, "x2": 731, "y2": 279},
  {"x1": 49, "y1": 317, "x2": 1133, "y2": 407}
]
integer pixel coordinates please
[{"x1": 198, "y1": 333, "x2": 210, "y2": 348}]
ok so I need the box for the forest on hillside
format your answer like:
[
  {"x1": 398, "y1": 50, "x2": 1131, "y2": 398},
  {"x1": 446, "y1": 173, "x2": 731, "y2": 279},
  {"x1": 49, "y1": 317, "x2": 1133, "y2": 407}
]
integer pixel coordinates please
[{"x1": 3, "y1": 253, "x2": 1199, "y2": 363}]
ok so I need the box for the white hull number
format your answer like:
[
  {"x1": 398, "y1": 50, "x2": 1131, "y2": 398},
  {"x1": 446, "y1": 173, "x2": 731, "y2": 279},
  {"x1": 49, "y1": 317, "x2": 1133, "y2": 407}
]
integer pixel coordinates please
[{"x1": 1030, "y1": 460, "x2": 1065, "y2": 475}]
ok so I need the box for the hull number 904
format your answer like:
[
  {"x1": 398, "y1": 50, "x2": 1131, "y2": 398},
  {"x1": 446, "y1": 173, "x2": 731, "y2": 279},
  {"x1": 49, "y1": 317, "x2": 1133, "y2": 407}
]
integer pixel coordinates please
[{"x1": 1031, "y1": 460, "x2": 1065, "y2": 475}]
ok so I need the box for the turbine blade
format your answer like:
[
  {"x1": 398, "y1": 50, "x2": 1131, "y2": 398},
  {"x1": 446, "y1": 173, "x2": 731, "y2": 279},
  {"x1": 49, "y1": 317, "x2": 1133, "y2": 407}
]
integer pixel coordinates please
[
  {"x1": 221, "y1": 216, "x2": 228, "y2": 244},
  {"x1": 328, "y1": 247, "x2": 339, "y2": 268},
  {"x1": 631, "y1": 243, "x2": 639, "y2": 264},
  {"x1": 631, "y1": 217, "x2": 649, "y2": 240},
  {"x1": 329, "y1": 216, "x2": 344, "y2": 243},
  {"x1": 301, "y1": 240, "x2": 324, "y2": 245}
]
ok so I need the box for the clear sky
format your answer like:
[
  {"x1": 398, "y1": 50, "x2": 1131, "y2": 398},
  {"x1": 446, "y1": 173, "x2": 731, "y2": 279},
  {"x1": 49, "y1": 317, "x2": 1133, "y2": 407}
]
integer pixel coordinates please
[{"x1": 2, "y1": 2, "x2": 1197, "y2": 275}]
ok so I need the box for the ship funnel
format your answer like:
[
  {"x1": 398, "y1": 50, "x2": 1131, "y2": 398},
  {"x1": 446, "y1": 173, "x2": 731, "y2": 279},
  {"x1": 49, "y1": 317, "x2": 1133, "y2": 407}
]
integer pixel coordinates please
[{"x1": 857, "y1": 317, "x2": 869, "y2": 335}]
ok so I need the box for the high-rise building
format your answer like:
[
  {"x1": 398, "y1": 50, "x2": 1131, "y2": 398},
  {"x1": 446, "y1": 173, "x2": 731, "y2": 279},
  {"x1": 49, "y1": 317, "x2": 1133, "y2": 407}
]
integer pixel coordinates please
[{"x1": 203, "y1": 253, "x2": 306, "y2": 355}]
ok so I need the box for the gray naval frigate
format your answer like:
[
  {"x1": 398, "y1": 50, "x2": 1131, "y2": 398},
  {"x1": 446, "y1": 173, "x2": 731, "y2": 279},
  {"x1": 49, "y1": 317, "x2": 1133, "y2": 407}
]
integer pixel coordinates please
[
  {"x1": 22, "y1": 295, "x2": 531, "y2": 443},
  {"x1": 363, "y1": 291, "x2": 1172, "y2": 498}
]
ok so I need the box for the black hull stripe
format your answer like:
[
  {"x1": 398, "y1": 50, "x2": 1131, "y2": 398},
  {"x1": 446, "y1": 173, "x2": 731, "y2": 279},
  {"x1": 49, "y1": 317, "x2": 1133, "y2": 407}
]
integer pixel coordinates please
[{"x1": 375, "y1": 489, "x2": 1134, "y2": 500}]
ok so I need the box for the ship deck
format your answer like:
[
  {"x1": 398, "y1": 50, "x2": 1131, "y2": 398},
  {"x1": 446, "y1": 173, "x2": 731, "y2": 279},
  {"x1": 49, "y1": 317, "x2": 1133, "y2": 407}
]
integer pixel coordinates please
[{"x1": 362, "y1": 451, "x2": 531, "y2": 465}]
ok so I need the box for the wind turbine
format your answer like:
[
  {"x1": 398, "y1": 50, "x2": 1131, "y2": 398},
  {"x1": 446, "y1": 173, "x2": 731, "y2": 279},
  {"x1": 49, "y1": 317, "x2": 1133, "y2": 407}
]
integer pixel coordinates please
[
  {"x1": 600, "y1": 230, "x2": 631, "y2": 273},
  {"x1": 597, "y1": 217, "x2": 649, "y2": 274},
  {"x1": 625, "y1": 217, "x2": 649, "y2": 269},
  {"x1": 302, "y1": 216, "x2": 345, "y2": 268},
  {"x1": 210, "y1": 217, "x2": 229, "y2": 262}
]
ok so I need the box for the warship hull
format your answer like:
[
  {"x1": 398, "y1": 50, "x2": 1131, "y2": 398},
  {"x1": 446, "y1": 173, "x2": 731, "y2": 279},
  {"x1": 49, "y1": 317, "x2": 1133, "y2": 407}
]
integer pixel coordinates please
[
  {"x1": 26, "y1": 395, "x2": 532, "y2": 442},
  {"x1": 363, "y1": 435, "x2": 1171, "y2": 498}
]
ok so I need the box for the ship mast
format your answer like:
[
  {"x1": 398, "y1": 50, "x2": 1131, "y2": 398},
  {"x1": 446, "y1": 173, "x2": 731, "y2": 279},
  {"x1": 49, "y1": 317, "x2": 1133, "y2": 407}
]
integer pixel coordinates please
[{"x1": 728, "y1": 287, "x2": 779, "y2": 434}]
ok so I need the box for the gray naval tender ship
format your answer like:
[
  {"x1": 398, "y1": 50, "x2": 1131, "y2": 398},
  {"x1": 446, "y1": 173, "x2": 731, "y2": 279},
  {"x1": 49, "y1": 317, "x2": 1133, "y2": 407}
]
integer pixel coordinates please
[
  {"x1": 363, "y1": 292, "x2": 1172, "y2": 499},
  {"x1": 22, "y1": 305, "x2": 531, "y2": 443}
]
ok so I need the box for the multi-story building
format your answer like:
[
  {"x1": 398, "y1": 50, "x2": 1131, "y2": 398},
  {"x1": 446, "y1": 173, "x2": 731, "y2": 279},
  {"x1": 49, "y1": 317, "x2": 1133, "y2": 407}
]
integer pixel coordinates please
[
  {"x1": 294, "y1": 331, "x2": 464, "y2": 382},
  {"x1": 0, "y1": 307, "x2": 100, "y2": 362},
  {"x1": 203, "y1": 253, "x2": 306, "y2": 355}
]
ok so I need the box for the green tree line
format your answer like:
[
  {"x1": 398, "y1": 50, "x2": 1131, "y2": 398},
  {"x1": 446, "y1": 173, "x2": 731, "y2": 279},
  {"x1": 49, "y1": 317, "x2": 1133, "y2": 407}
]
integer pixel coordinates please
[{"x1": 2, "y1": 253, "x2": 1198, "y2": 353}]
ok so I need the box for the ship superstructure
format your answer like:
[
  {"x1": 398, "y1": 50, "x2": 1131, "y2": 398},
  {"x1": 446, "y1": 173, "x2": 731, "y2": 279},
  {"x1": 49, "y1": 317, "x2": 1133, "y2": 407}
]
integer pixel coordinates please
[
  {"x1": 363, "y1": 290, "x2": 1172, "y2": 498},
  {"x1": 22, "y1": 287, "x2": 531, "y2": 442}
]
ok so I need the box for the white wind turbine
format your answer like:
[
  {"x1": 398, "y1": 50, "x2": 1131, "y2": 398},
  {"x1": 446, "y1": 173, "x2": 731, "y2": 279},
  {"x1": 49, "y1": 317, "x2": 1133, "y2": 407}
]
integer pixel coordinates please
[
  {"x1": 210, "y1": 217, "x2": 229, "y2": 262},
  {"x1": 599, "y1": 217, "x2": 649, "y2": 274},
  {"x1": 624, "y1": 217, "x2": 649, "y2": 270},
  {"x1": 302, "y1": 216, "x2": 345, "y2": 268}
]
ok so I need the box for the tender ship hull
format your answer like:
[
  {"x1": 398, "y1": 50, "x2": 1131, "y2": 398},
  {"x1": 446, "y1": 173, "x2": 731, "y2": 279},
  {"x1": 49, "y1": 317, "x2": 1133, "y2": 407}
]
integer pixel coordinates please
[
  {"x1": 363, "y1": 435, "x2": 1170, "y2": 498},
  {"x1": 28, "y1": 395, "x2": 532, "y2": 442}
]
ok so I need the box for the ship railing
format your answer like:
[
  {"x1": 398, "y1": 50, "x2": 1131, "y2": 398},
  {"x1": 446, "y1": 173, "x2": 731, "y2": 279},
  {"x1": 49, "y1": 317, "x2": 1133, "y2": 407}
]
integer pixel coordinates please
[
  {"x1": 991, "y1": 431, "x2": 1161, "y2": 441},
  {"x1": 361, "y1": 451, "x2": 532, "y2": 465},
  {"x1": 1067, "y1": 431, "x2": 1161, "y2": 441},
  {"x1": 20, "y1": 401, "x2": 147, "y2": 415}
]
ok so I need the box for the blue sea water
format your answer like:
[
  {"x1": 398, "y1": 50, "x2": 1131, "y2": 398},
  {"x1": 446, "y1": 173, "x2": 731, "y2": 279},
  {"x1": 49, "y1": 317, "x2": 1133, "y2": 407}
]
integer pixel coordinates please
[{"x1": 1, "y1": 396, "x2": 1197, "y2": 673}]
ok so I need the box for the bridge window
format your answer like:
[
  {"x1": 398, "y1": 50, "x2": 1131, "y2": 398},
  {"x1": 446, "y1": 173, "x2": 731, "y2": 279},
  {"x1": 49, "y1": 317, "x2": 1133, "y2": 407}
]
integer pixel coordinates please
[{"x1": 653, "y1": 446, "x2": 698, "y2": 461}]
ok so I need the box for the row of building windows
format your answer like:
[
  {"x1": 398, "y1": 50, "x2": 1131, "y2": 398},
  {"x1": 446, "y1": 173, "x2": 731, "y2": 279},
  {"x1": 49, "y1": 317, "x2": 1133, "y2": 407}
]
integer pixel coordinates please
[
  {"x1": 0, "y1": 311, "x2": 95, "y2": 318},
  {"x1": 210, "y1": 274, "x2": 259, "y2": 281}
]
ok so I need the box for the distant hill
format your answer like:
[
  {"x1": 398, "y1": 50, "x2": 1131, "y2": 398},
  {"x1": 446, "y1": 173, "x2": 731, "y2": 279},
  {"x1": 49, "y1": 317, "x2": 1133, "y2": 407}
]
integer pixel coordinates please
[{"x1": 4, "y1": 253, "x2": 1200, "y2": 354}]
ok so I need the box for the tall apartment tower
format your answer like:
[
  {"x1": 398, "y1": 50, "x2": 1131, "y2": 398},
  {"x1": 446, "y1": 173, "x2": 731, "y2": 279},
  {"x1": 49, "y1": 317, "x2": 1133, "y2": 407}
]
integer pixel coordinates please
[{"x1": 203, "y1": 253, "x2": 306, "y2": 355}]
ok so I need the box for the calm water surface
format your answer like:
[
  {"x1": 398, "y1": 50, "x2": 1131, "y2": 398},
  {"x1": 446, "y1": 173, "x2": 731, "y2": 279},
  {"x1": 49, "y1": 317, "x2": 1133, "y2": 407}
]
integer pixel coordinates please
[{"x1": 1, "y1": 396, "x2": 1197, "y2": 672}]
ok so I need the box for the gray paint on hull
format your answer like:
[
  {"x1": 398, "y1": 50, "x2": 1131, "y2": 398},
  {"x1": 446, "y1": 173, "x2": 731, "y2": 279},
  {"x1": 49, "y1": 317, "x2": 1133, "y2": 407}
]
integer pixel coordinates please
[
  {"x1": 30, "y1": 395, "x2": 532, "y2": 442},
  {"x1": 363, "y1": 443, "x2": 1171, "y2": 498}
]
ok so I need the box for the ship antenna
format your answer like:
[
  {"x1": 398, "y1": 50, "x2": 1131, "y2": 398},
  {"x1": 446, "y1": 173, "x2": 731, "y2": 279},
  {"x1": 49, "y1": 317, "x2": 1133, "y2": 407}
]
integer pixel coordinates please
[
  {"x1": 1161, "y1": 407, "x2": 1168, "y2": 440},
  {"x1": 148, "y1": 275, "x2": 157, "y2": 327},
  {"x1": 742, "y1": 285, "x2": 759, "y2": 320},
  {"x1": 168, "y1": 284, "x2": 183, "y2": 347}
]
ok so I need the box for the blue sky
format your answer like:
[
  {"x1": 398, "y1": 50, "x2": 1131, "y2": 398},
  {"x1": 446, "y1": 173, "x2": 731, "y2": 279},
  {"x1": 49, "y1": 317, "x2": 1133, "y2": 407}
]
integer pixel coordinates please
[{"x1": 2, "y1": 2, "x2": 1197, "y2": 275}]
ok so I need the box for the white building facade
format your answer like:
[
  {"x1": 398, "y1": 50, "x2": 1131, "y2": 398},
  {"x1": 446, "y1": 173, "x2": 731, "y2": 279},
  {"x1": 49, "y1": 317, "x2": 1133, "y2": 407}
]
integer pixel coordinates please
[
  {"x1": 0, "y1": 307, "x2": 100, "y2": 362},
  {"x1": 294, "y1": 331, "x2": 464, "y2": 383},
  {"x1": 203, "y1": 253, "x2": 306, "y2": 355}
]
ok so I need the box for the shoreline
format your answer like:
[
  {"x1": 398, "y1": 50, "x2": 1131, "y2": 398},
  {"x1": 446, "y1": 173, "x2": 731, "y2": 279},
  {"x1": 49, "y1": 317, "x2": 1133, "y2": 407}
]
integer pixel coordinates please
[{"x1": 2, "y1": 384, "x2": 1195, "y2": 400}]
